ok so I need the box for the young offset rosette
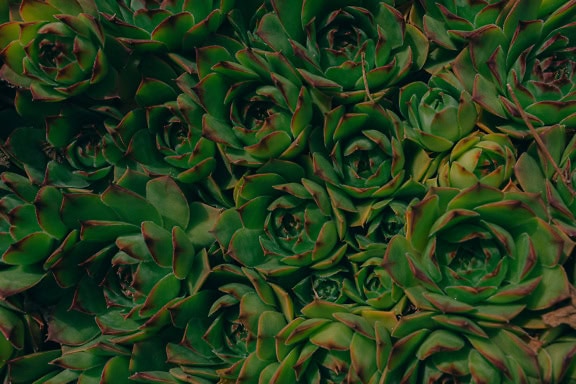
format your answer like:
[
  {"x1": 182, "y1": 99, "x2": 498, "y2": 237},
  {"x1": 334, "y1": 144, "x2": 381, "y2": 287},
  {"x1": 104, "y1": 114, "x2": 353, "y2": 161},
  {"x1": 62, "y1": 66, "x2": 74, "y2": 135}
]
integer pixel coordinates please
[
  {"x1": 452, "y1": 1, "x2": 576, "y2": 136},
  {"x1": 186, "y1": 44, "x2": 315, "y2": 168},
  {"x1": 437, "y1": 131, "x2": 516, "y2": 189},
  {"x1": 255, "y1": 0, "x2": 428, "y2": 102},
  {"x1": 383, "y1": 184, "x2": 575, "y2": 324},
  {"x1": 344, "y1": 245, "x2": 406, "y2": 312},
  {"x1": 0, "y1": 0, "x2": 114, "y2": 101},
  {"x1": 399, "y1": 74, "x2": 478, "y2": 153}
]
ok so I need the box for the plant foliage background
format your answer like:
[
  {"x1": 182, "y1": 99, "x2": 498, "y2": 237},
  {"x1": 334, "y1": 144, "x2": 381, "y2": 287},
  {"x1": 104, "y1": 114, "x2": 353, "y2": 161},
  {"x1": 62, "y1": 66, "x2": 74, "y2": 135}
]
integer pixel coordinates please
[{"x1": 0, "y1": 0, "x2": 575, "y2": 382}]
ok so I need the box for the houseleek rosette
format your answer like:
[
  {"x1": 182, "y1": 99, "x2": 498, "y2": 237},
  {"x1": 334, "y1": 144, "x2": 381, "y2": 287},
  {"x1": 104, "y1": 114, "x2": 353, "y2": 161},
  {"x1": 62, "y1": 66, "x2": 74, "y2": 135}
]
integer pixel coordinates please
[
  {"x1": 415, "y1": 0, "x2": 504, "y2": 54},
  {"x1": 167, "y1": 265, "x2": 295, "y2": 382},
  {"x1": 380, "y1": 183, "x2": 576, "y2": 381},
  {"x1": 351, "y1": 199, "x2": 409, "y2": 249},
  {"x1": 212, "y1": 161, "x2": 346, "y2": 275},
  {"x1": 382, "y1": 310, "x2": 544, "y2": 383},
  {"x1": 109, "y1": 99, "x2": 217, "y2": 185},
  {"x1": 437, "y1": 131, "x2": 516, "y2": 189},
  {"x1": 292, "y1": 266, "x2": 352, "y2": 306},
  {"x1": 452, "y1": 2, "x2": 576, "y2": 136},
  {"x1": 98, "y1": 0, "x2": 239, "y2": 54},
  {"x1": 0, "y1": 172, "x2": 70, "y2": 298},
  {"x1": 414, "y1": 0, "x2": 551, "y2": 71},
  {"x1": 0, "y1": 0, "x2": 114, "y2": 101},
  {"x1": 255, "y1": 0, "x2": 428, "y2": 103},
  {"x1": 515, "y1": 124, "x2": 576, "y2": 239},
  {"x1": 311, "y1": 102, "x2": 409, "y2": 199},
  {"x1": 5, "y1": 113, "x2": 115, "y2": 189},
  {"x1": 384, "y1": 184, "x2": 575, "y2": 323},
  {"x1": 344, "y1": 246, "x2": 406, "y2": 312},
  {"x1": 399, "y1": 75, "x2": 478, "y2": 153},
  {"x1": 0, "y1": 172, "x2": 220, "y2": 382},
  {"x1": 186, "y1": 44, "x2": 314, "y2": 167},
  {"x1": 270, "y1": 299, "x2": 397, "y2": 383},
  {"x1": 0, "y1": 173, "x2": 68, "y2": 380}
]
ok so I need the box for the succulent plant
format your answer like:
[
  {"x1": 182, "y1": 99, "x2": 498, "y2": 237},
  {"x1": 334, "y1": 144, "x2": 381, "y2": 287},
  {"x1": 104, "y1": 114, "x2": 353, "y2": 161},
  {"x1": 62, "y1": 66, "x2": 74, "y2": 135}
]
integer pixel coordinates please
[
  {"x1": 384, "y1": 184, "x2": 575, "y2": 322},
  {"x1": 383, "y1": 311, "x2": 544, "y2": 383},
  {"x1": 311, "y1": 102, "x2": 410, "y2": 199},
  {"x1": 167, "y1": 265, "x2": 294, "y2": 382},
  {"x1": 452, "y1": 0, "x2": 576, "y2": 136},
  {"x1": 213, "y1": 160, "x2": 349, "y2": 277},
  {"x1": 399, "y1": 73, "x2": 479, "y2": 153},
  {"x1": 0, "y1": 0, "x2": 117, "y2": 101},
  {"x1": 272, "y1": 299, "x2": 397, "y2": 383},
  {"x1": 98, "y1": 0, "x2": 240, "y2": 54},
  {"x1": 1, "y1": 0, "x2": 576, "y2": 382},
  {"x1": 254, "y1": 0, "x2": 429, "y2": 103},
  {"x1": 437, "y1": 131, "x2": 516, "y2": 189},
  {"x1": 185, "y1": 43, "x2": 316, "y2": 168}
]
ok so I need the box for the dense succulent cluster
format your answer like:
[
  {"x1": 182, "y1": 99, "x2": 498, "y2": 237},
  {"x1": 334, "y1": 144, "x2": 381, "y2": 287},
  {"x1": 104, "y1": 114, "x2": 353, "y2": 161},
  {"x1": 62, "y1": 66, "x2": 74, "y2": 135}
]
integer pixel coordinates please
[{"x1": 0, "y1": 0, "x2": 575, "y2": 383}]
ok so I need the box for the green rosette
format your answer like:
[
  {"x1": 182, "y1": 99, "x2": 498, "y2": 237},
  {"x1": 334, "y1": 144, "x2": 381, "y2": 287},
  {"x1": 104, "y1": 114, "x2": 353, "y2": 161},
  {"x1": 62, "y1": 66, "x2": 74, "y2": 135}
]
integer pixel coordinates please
[
  {"x1": 212, "y1": 160, "x2": 347, "y2": 276},
  {"x1": 452, "y1": 0, "x2": 576, "y2": 136},
  {"x1": 185, "y1": 43, "x2": 316, "y2": 168},
  {"x1": 399, "y1": 73, "x2": 478, "y2": 153},
  {"x1": 254, "y1": 0, "x2": 429, "y2": 103},
  {"x1": 437, "y1": 131, "x2": 516, "y2": 189},
  {"x1": 0, "y1": 0, "x2": 119, "y2": 101},
  {"x1": 384, "y1": 183, "x2": 575, "y2": 324}
]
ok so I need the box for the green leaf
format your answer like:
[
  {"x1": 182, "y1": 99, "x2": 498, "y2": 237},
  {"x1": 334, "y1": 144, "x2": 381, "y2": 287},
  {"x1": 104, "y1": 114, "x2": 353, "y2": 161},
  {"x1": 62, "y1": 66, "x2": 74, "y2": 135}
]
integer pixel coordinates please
[
  {"x1": 102, "y1": 185, "x2": 162, "y2": 226},
  {"x1": 467, "y1": 333, "x2": 510, "y2": 376},
  {"x1": 309, "y1": 321, "x2": 353, "y2": 351},
  {"x1": 525, "y1": 266, "x2": 570, "y2": 310},
  {"x1": 301, "y1": 179, "x2": 332, "y2": 216},
  {"x1": 0, "y1": 265, "x2": 45, "y2": 299},
  {"x1": 139, "y1": 273, "x2": 181, "y2": 317},
  {"x1": 0, "y1": 306, "x2": 24, "y2": 349},
  {"x1": 386, "y1": 329, "x2": 430, "y2": 371},
  {"x1": 212, "y1": 209, "x2": 243, "y2": 249},
  {"x1": 256, "y1": 13, "x2": 292, "y2": 53},
  {"x1": 245, "y1": 131, "x2": 292, "y2": 159},
  {"x1": 47, "y1": 303, "x2": 100, "y2": 346},
  {"x1": 7, "y1": 350, "x2": 61, "y2": 383},
  {"x1": 80, "y1": 220, "x2": 139, "y2": 242},
  {"x1": 51, "y1": 350, "x2": 108, "y2": 371},
  {"x1": 1, "y1": 232, "x2": 54, "y2": 266},
  {"x1": 285, "y1": 318, "x2": 330, "y2": 345},
  {"x1": 2, "y1": 173, "x2": 38, "y2": 203},
  {"x1": 61, "y1": 193, "x2": 119, "y2": 228},
  {"x1": 257, "y1": 311, "x2": 287, "y2": 361},
  {"x1": 146, "y1": 176, "x2": 190, "y2": 229},
  {"x1": 172, "y1": 226, "x2": 195, "y2": 280},
  {"x1": 34, "y1": 186, "x2": 67, "y2": 239},
  {"x1": 142, "y1": 221, "x2": 173, "y2": 267},
  {"x1": 186, "y1": 202, "x2": 219, "y2": 248},
  {"x1": 151, "y1": 12, "x2": 194, "y2": 51},
  {"x1": 135, "y1": 78, "x2": 177, "y2": 107},
  {"x1": 20, "y1": 0, "x2": 58, "y2": 22},
  {"x1": 101, "y1": 356, "x2": 131, "y2": 384},
  {"x1": 469, "y1": 349, "x2": 501, "y2": 383},
  {"x1": 416, "y1": 330, "x2": 465, "y2": 360},
  {"x1": 228, "y1": 228, "x2": 264, "y2": 267}
]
